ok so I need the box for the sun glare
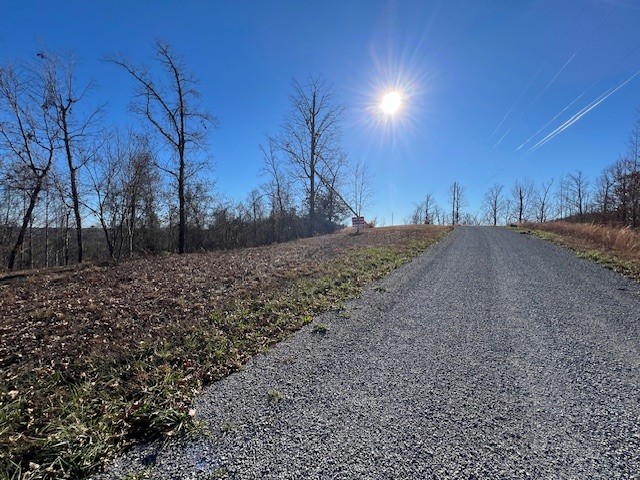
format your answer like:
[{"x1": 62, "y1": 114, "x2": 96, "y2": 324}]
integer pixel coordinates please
[{"x1": 380, "y1": 91, "x2": 402, "y2": 115}]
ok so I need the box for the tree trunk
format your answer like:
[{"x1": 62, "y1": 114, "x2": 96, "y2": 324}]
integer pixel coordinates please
[
  {"x1": 61, "y1": 107, "x2": 83, "y2": 263},
  {"x1": 178, "y1": 148, "x2": 186, "y2": 254},
  {"x1": 8, "y1": 183, "x2": 43, "y2": 270}
]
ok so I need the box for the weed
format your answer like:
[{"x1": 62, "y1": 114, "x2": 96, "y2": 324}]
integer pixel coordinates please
[
  {"x1": 311, "y1": 323, "x2": 330, "y2": 334},
  {"x1": 267, "y1": 389, "x2": 285, "y2": 402},
  {"x1": 122, "y1": 468, "x2": 154, "y2": 480}
]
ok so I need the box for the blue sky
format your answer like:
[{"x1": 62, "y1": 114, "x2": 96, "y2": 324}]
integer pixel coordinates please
[{"x1": 2, "y1": 0, "x2": 640, "y2": 225}]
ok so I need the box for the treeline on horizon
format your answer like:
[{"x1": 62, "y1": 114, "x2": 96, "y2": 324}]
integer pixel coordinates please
[
  {"x1": 0, "y1": 41, "x2": 373, "y2": 272},
  {"x1": 407, "y1": 114, "x2": 640, "y2": 229}
]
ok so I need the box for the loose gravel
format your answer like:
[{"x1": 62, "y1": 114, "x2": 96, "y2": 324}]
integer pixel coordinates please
[{"x1": 95, "y1": 227, "x2": 640, "y2": 479}]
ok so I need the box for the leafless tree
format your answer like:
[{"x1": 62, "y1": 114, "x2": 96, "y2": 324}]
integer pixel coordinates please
[
  {"x1": 318, "y1": 152, "x2": 349, "y2": 224},
  {"x1": 622, "y1": 118, "x2": 640, "y2": 226},
  {"x1": 432, "y1": 203, "x2": 445, "y2": 225},
  {"x1": 259, "y1": 137, "x2": 304, "y2": 242},
  {"x1": 260, "y1": 138, "x2": 292, "y2": 221},
  {"x1": 274, "y1": 75, "x2": 347, "y2": 234},
  {"x1": 108, "y1": 40, "x2": 218, "y2": 253},
  {"x1": 594, "y1": 166, "x2": 615, "y2": 223},
  {"x1": 534, "y1": 178, "x2": 554, "y2": 222},
  {"x1": 481, "y1": 183, "x2": 504, "y2": 226},
  {"x1": 503, "y1": 198, "x2": 513, "y2": 225},
  {"x1": 350, "y1": 158, "x2": 375, "y2": 218},
  {"x1": 511, "y1": 178, "x2": 535, "y2": 223},
  {"x1": 449, "y1": 181, "x2": 464, "y2": 225},
  {"x1": 0, "y1": 63, "x2": 59, "y2": 270},
  {"x1": 423, "y1": 191, "x2": 436, "y2": 224},
  {"x1": 409, "y1": 192, "x2": 436, "y2": 225},
  {"x1": 555, "y1": 174, "x2": 570, "y2": 219},
  {"x1": 38, "y1": 50, "x2": 103, "y2": 263},
  {"x1": 86, "y1": 129, "x2": 158, "y2": 258},
  {"x1": 567, "y1": 170, "x2": 589, "y2": 222}
]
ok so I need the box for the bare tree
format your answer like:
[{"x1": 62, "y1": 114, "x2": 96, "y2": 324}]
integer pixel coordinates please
[
  {"x1": 623, "y1": 118, "x2": 640, "y2": 227},
  {"x1": 511, "y1": 178, "x2": 534, "y2": 223},
  {"x1": 261, "y1": 138, "x2": 289, "y2": 218},
  {"x1": 594, "y1": 166, "x2": 615, "y2": 223},
  {"x1": 449, "y1": 181, "x2": 464, "y2": 225},
  {"x1": 567, "y1": 170, "x2": 590, "y2": 222},
  {"x1": 86, "y1": 129, "x2": 158, "y2": 258},
  {"x1": 423, "y1": 191, "x2": 435, "y2": 224},
  {"x1": 318, "y1": 152, "x2": 349, "y2": 225},
  {"x1": 555, "y1": 174, "x2": 570, "y2": 219},
  {"x1": 350, "y1": 158, "x2": 375, "y2": 218},
  {"x1": 274, "y1": 75, "x2": 347, "y2": 235},
  {"x1": 260, "y1": 138, "x2": 295, "y2": 242},
  {"x1": 38, "y1": 50, "x2": 103, "y2": 263},
  {"x1": 109, "y1": 40, "x2": 217, "y2": 253},
  {"x1": 481, "y1": 183, "x2": 504, "y2": 226},
  {"x1": 534, "y1": 178, "x2": 554, "y2": 222},
  {"x1": 0, "y1": 63, "x2": 59, "y2": 270}
]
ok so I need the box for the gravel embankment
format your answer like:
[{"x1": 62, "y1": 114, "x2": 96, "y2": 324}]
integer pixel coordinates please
[{"x1": 96, "y1": 227, "x2": 640, "y2": 479}]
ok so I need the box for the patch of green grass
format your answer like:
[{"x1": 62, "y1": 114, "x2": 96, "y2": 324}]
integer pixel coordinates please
[
  {"x1": 574, "y1": 249, "x2": 636, "y2": 273},
  {"x1": 311, "y1": 323, "x2": 330, "y2": 334}
]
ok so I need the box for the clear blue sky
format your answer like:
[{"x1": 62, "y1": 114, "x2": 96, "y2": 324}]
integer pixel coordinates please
[{"x1": 2, "y1": 1, "x2": 640, "y2": 225}]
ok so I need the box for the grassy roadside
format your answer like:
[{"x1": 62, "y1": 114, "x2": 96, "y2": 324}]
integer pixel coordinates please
[
  {"x1": 516, "y1": 221, "x2": 640, "y2": 281},
  {"x1": 1, "y1": 226, "x2": 450, "y2": 480}
]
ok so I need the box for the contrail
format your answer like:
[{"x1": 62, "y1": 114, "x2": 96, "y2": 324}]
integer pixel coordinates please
[
  {"x1": 489, "y1": 70, "x2": 542, "y2": 140},
  {"x1": 518, "y1": 39, "x2": 640, "y2": 151},
  {"x1": 517, "y1": 84, "x2": 591, "y2": 151},
  {"x1": 519, "y1": 0, "x2": 621, "y2": 119},
  {"x1": 524, "y1": 50, "x2": 580, "y2": 112},
  {"x1": 525, "y1": 67, "x2": 640, "y2": 155},
  {"x1": 489, "y1": 0, "x2": 591, "y2": 141},
  {"x1": 492, "y1": 128, "x2": 511, "y2": 149}
]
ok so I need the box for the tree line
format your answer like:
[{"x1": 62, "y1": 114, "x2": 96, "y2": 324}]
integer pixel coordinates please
[
  {"x1": 0, "y1": 41, "x2": 374, "y2": 272},
  {"x1": 408, "y1": 114, "x2": 640, "y2": 228}
]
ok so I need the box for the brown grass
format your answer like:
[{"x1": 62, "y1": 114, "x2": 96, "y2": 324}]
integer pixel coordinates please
[
  {"x1": 519, "y1": 221, "x2": 640, "y2": 279},
  {"x1": 0, "y1": 225, "x2": 450, "y2": 480}
]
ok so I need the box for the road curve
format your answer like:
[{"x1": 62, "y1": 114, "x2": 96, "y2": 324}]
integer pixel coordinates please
[{"x1": 98, "y1": 227, "x2": 640, "y2": 479}]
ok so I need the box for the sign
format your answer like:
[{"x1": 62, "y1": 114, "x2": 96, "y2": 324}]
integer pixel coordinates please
[{"x1": 351, "y1": 216, "x2": 366, "y2": 227}]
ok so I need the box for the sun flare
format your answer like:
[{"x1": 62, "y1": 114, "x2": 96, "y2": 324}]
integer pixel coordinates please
[{"x1": 380, "y1": 91, "x2": 402, "y2": 115}]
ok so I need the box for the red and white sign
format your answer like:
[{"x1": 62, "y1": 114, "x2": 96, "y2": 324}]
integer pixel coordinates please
[{"x1": 352, "y1": 216, "x2": 366, "y2": 227}]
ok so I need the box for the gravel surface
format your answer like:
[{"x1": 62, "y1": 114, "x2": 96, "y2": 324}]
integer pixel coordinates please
[{"x1": 96, "y1": 227, "x2": 640, "y2": 479}]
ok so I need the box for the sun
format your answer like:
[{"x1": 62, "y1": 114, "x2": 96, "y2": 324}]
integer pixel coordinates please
[{"x1": 380, "y1": 91, "x2": 402, "y2": 115}]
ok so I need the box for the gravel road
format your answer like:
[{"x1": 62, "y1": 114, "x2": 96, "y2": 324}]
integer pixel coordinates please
[{"x1": 98, "y1": 227, "x2": 640, "y2": 479}]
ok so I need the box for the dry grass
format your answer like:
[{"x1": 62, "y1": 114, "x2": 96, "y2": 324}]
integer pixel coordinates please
[
  {"x1": 519, "y1": 221, "x2": 640, "y2": 279},
  {"x1": 0, "y1": 225, "x2": 450, "y2": 480}
]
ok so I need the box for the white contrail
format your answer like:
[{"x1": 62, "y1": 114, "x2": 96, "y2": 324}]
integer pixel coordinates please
[
  {"x1": 490, "y1": 0, "x2": 592, "y2": 141},
  {"x1": 492, "y1": 128, "x2": 511, "y2": 149},
  {"x1": 518, "y1": 40, "x2": 640, "y2": 152},
  {"x1": 489, "y1": 63, "x2": 546, "y2": 141},
  {"x1": 524, "y1": 50, "x2": 580, "y2": 112},
  {"x1": 525, "y1": 67, "x2": 640, "y2": 155},
  {"x1": 516, "y1": 85, "x2": 590, "y2": 151}
]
